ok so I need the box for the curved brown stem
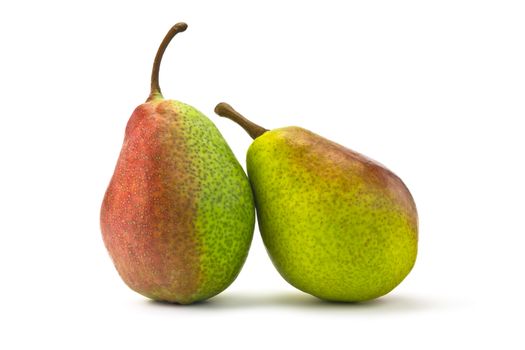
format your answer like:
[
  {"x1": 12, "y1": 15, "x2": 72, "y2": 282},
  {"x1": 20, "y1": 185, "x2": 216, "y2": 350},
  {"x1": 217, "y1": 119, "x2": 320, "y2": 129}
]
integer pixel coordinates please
[
  {"x1": 147, "y1": 22, "x2": 188, "y2": 101},
  {"x1": 214, "y1": 103, "x2": 268, "y2": 139}
]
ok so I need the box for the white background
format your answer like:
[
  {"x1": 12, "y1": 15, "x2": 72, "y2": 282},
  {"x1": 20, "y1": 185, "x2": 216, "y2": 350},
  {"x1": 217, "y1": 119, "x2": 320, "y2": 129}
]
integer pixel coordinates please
[{"x1": 1, "y1": 1, "x2": 524, "y2": 349}]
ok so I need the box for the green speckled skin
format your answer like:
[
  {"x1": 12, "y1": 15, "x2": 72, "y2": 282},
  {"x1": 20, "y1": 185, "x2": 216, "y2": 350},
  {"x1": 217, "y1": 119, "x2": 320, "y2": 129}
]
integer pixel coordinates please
[
  {"x1": 247, "y1": 127, "x2": 418, "y2": 302},
  {"x1": 174, "y1": 101, "x2": 256, "y2": 301},
  {"x1": 101, "y1": 97, "x2": 255, "y2": 304}
]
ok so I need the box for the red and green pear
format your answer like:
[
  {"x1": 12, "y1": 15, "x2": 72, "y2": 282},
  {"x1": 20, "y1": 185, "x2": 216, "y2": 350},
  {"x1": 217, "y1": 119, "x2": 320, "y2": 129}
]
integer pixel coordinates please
[
  {"x1": 101, "y1": 24, "x2": 254, "y2": 304},
  {"x1": 215, "y1": 103, "x2": 418, "y2": 302}
]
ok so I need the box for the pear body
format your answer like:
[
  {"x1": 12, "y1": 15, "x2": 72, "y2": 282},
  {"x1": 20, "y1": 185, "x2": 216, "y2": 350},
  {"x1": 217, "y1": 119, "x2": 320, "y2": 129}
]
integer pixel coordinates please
[
  {"x1": 101, "y1": 97, "x2": 255, "y2": 304},
  {"x1": 247, "y1": 127, "x2": 417, "y2": 302}
]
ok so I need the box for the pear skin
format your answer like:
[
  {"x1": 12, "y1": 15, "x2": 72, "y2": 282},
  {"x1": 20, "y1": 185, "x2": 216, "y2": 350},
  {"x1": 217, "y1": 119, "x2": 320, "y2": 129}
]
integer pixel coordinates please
[
  {"x1": 101, "y1": 25, "x2": 255, "y2": 304},
  {"x1": 215, "y1": 103, "x2": 417, "y2": 302}
]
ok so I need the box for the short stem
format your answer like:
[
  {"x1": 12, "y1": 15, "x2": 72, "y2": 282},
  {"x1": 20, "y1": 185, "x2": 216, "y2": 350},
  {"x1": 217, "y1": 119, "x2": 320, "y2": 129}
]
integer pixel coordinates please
[
  {"x1": 214, "y1": 103, "x2": 268, "y2": 139},
  {"x1": 148, "y1": 22, "x2": 188, "y2": 101}
]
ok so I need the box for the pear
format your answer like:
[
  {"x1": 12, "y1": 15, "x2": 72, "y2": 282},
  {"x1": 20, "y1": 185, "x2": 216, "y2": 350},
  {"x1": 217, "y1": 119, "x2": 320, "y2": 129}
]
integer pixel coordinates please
[
  {"x1": 100, "y1": 24, "x2": 255, "y2": 304},
  {"x1": 215, "y1": 103, "x2": 417, "y2": 302}
]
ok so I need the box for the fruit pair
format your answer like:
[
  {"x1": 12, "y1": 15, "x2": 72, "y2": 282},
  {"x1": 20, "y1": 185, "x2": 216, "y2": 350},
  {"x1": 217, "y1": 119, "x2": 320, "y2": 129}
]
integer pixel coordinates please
[{"x1": 101, "y1": 23, "x2": 418, "y2": 304}]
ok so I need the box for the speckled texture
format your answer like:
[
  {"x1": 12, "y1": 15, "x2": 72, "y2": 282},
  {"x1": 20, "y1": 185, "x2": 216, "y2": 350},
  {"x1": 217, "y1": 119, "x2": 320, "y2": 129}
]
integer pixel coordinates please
[
  {"x1": 247, "y1": 127, "x2": 418, "y2": 302},
  {"x1": 101, "y1": 97, "x2": 254, "y2": 304}
]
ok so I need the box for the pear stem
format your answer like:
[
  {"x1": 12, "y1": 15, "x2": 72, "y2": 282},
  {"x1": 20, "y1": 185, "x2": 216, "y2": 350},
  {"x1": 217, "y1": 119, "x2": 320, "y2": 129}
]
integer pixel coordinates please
[
  {"x1": 214, "y1": 103, "x2": 268, "y2": 139},
  {"x1": 148, "y1": 22, "x2": 188, "y2": 101}
]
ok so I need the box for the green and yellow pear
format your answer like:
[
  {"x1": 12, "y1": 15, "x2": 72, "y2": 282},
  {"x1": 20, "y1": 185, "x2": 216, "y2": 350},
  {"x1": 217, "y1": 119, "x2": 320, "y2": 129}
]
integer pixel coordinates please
[
  {"x1": 215, "y1": 103, "x2": 417, "y2": 302},
  {"x1": 100, "y1": 24, "x2": 255, "y2": 304}
]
